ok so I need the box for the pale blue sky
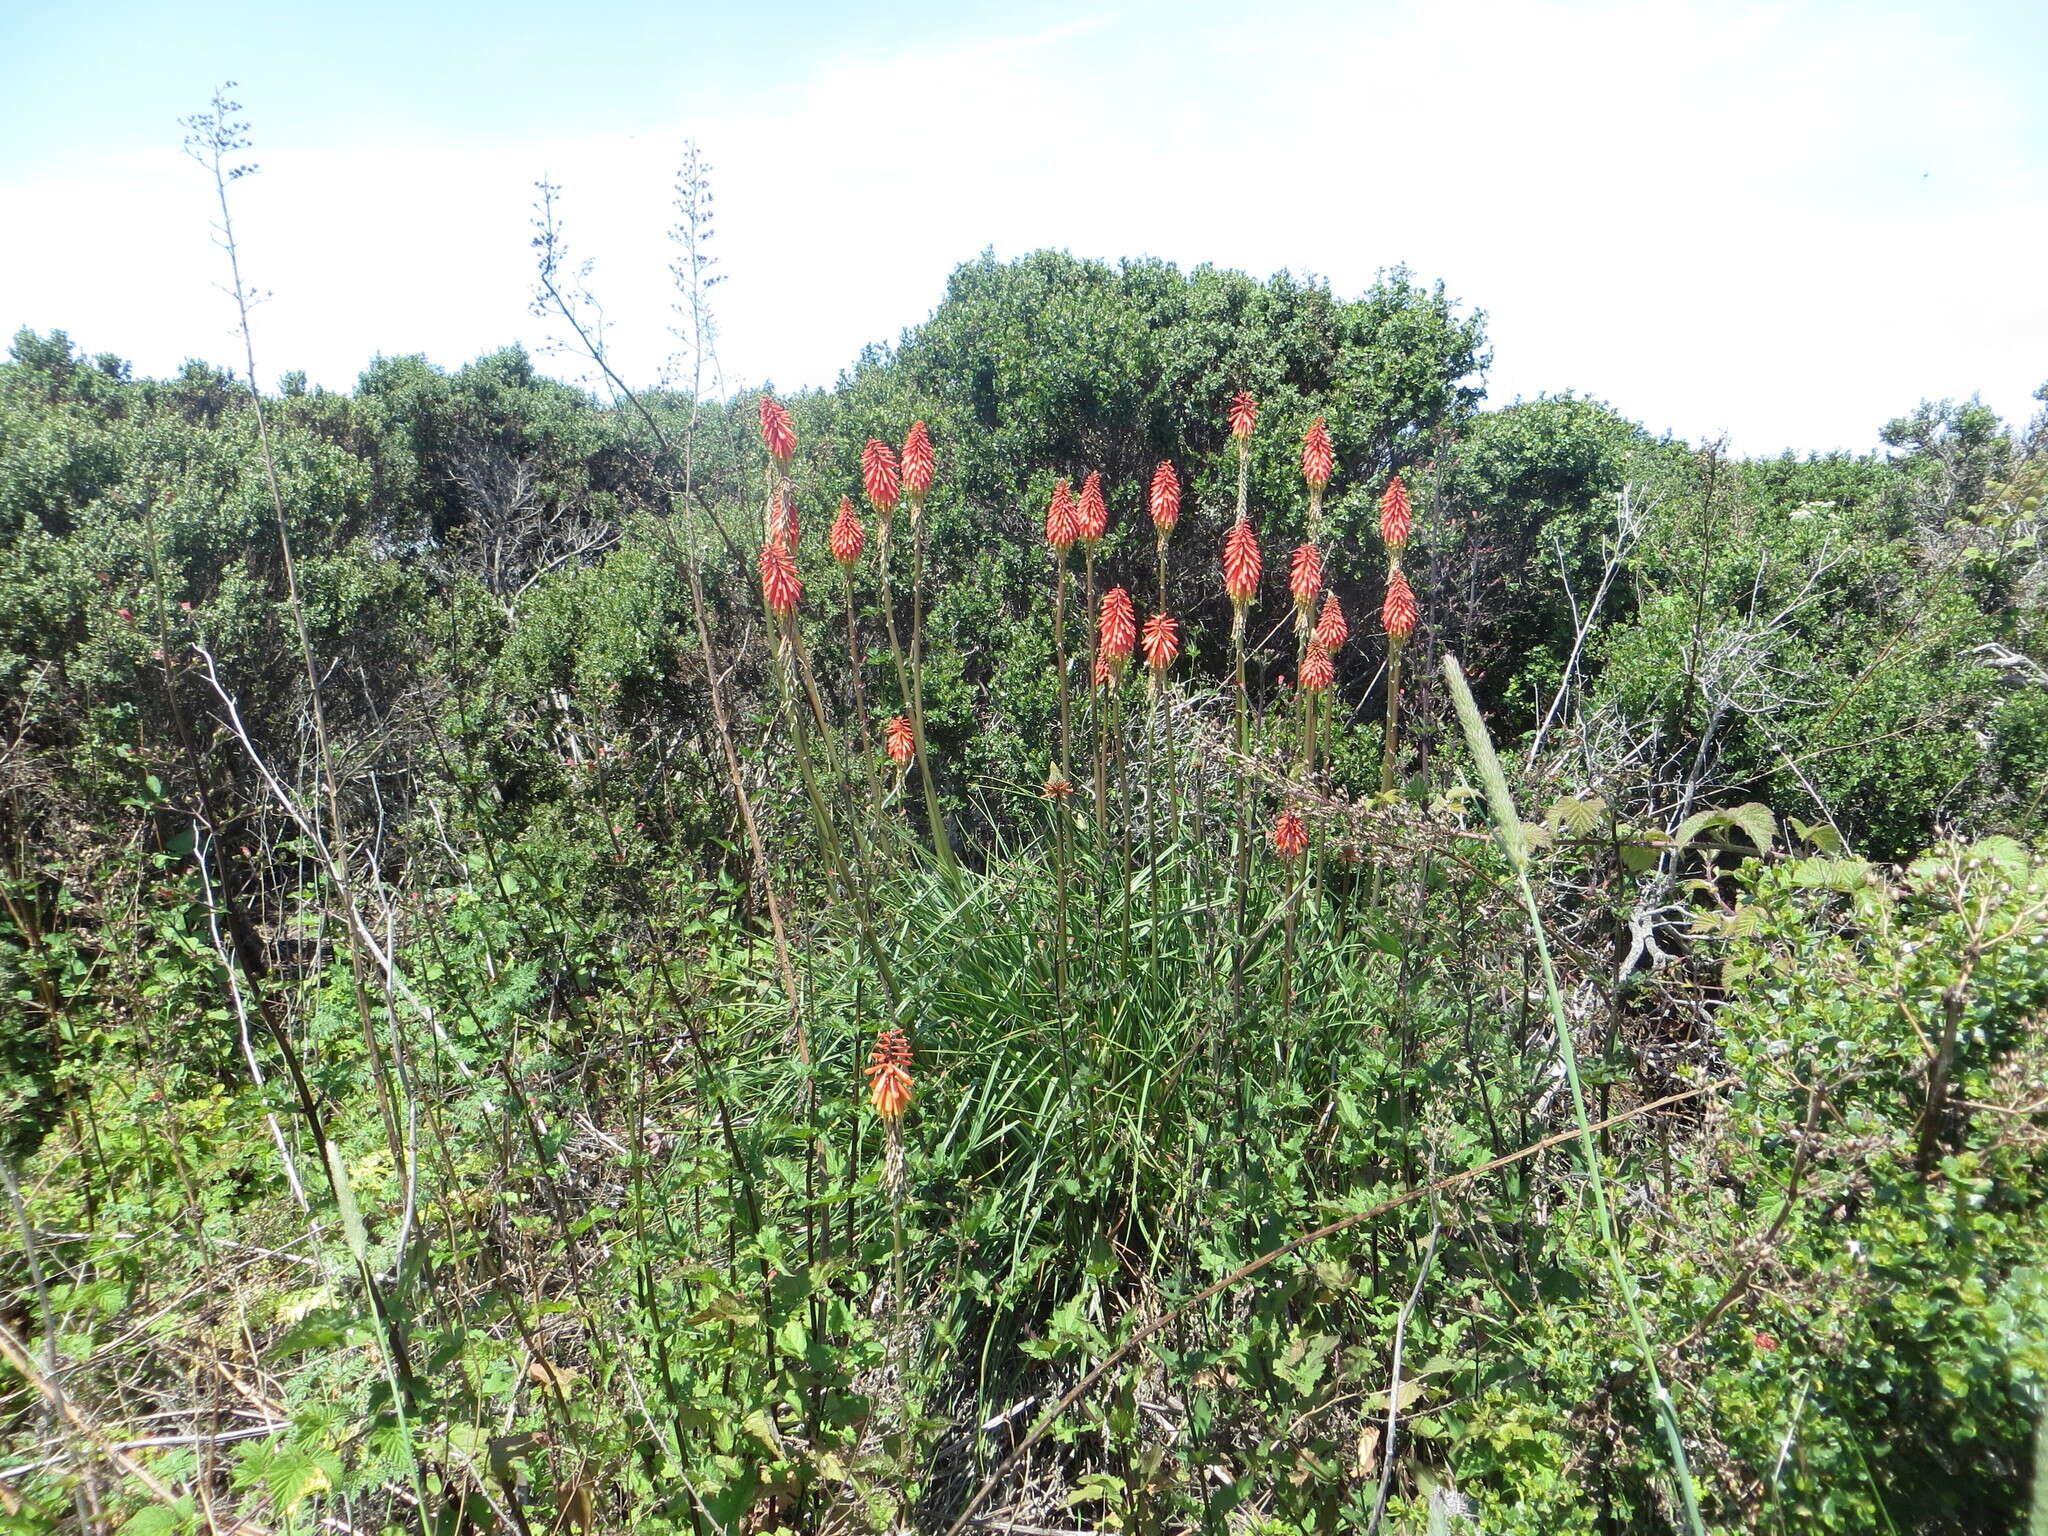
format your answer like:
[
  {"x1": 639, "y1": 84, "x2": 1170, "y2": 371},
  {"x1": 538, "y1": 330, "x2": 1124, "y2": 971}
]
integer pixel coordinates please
[{"x1": 4, "y1": 0, "x2": 2044, "y2": 453}]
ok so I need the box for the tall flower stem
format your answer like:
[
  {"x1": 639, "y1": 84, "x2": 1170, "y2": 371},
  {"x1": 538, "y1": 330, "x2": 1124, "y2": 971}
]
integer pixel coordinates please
[
  {"x1": 1051, "y1": 555, "x2": 1073, "y2": 1013},
  {"x1": 841, "y1": 568, "x2": 887, "y2": 825},
  {"x1": 1440, "y1": 653, "x2": 1707, "y2": 1536},
  {"x1": 907, "y1": 516, "x2": 957, "y2": 873},
  {"x1": 1380, "y1": 639, "x2": 1406, "y2": 794}
]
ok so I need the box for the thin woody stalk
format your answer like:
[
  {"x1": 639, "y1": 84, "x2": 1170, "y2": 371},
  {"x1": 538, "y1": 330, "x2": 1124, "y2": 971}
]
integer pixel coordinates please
[
  {"x1": 906, "y1": 514, "x2": 956, "y2": 872},
  {"x1": 1381, "y1": 639, "x2": 1406, "y2": 793}
]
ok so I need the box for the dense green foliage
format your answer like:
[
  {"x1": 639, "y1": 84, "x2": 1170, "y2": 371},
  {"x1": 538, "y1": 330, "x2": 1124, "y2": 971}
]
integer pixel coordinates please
[{"x1": 2, "y1": 237, "x2": 2046, "y2": 1536}]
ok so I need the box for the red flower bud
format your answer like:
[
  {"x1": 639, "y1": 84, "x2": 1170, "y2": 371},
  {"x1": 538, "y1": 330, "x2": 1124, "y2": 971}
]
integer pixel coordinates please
[
  {"x1": 901, "y1": 420, "x2": 934, "y2": 503},
  {"x1": 862, "y1": 438, "x2": 900, "y2": 513},
  {"x1": 1272, "y1": 810, "x2": 1309, "y2": 859},
  {"x1": 1045, "y1": 478, "x2": 1078, "y2": 554},
  {"x1": 885, "y1": 714, "x2": 915, "y2": 765},
  {"x1": 758, "y1": 395, "x2": 796, "y2": 462},
  {"x1": 1141, "y1": 611, "x2": 1181, "y2": 671},
  {"x1": 1099, "y1": 586, "x2": 1136, "y2": 666},
  {"x1": 1077, "y1": 471, "x2": 1108, "y2": 547},
  {"x1": 1313, "y1": 589, "x2": 1348, "y2": 653},
  {"x1": 1299, "y1": 644, "x2": 1335, "y2": 693},
  {"x1": 830, "y1": 497, "x2": 864, "y2": 569},
  {"x1": 1382, "y1": 569, "x2": 1417, "y2": 641},
  {"x1": 1149, "y1": 460, "x2": 1181, "y2": 533},
  {"x1": 759, "y1": 535, "x2": 802, "y2": 619},
  {"x1": 1380, "y1": 475, "x2": 1412, "y2": 553},
  {"x1": 1222, "y1": 517, "x2": 1262, "y2": 606},
  {"x1": 1229, "y1": 390, "x2": 1257, "y2": 441},
  {"x1": 1302, "y1": 416, "x2": 1334, "y2": 491},
  {"x1": 1289, "y1": 543, "x2": 1323, "y2": 610}
]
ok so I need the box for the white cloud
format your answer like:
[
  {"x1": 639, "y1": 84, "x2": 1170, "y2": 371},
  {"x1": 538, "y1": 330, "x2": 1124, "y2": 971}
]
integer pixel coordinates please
[{"x1": 3, "y1": 0, "x2": 2041, "y2": 453}]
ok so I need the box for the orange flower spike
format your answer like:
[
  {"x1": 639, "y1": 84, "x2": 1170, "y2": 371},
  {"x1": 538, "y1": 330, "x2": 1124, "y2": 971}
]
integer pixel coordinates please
[
  {"x1": 901, "y1": 420, "x2": 935, "y2": 507},
  {"x1": 1149, "y1": 461, "x2": 1181, "y2": 534},
  {"x1": 1383, "y1": 569, "x2": 1418, "y2": 641},
  {"x1": 1045, "y1": 478, "x2": 1078, "y2": 554},
  {"x1": 1041, "y1": 766, "x2": 1074, "y2": 800},
  {"x1": 884, "y1": 714, "x2": 915, "y2": 765},
  {"x1": 830, "y1": 496, "x2": 864, "y2": 569},
  {"x1": 1272, "y1": 809, "x2": 1309, "y2": 859},
  {"x1": 1289, "y1": 543, "x2": 1323, "y2": 611},
  {"x1": 1379, "y1": 474, "x2": 1412, "y2": 555},
  {"x1": 862, "y1": 438, "x2": 901, "y2": 513},
  {"x1": 1299, "y1": 644, "x2": 1335, "y2": 694},
  {"x1": 1099, "y1": 586, "x2": 1136, "y2": 667},
  {"x1": 1141, "y1": 611, "x2": 1181, "y2": 671},
  {"x1": 1229, "y1": 390, "x2": 1258, "y2": 441},
  {"x1": 1302, "y1": 416, "x2": 1334, "y2": 491},
  {"x1": 1313, "y1": 589, "x2": 1348, "y2": 653},
  {"x1": 864, "y1": 1028, "x2": 914, "y2": 1120},
  {"x1": 759, "y1": 535, "x2": 802, "y2": 620},
  {"x1": 758, "y1": 395, "x2": 797, "y2": 462},
  {"x1": 1091, "y1": 652, "x2": 1114, "y2": 689},
  {"x1": 1077, "y1": 471, "x2": 1109, "y2": 548},
  {"x1": 1222, "y1": 517, "x2": 1262, "y2": 607}
]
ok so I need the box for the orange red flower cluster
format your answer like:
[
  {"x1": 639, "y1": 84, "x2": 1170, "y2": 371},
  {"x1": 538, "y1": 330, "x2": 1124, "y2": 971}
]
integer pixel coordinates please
[
  {"x1": 1077, "y1": 471, "x2": 1108, "y2": 548},
  {"x1": 1383, "y1": 569, "x2": 1417, "y2": 641},
  {"x1": 830, "y1": 497, "x2": 864, "y2": 568},
  {"x1": 866, "y1": 1029, "x2": 914, "y2": 1120},
  {"x1": 901, "y1": 421, "x2": 934, "y2": 507},
  {"x1": 759, "y1": 395, "x2": 796, "y2": 463},
  {"x1": 1272, "y1": 810, "x2": 1309, "y2": 859},
  {"x1": 1229, "y1": 390, "x2": 1258, "y2": 441},
  {"x1": 885, "y1": 714, "x2": 915, "y2": 765},
  {"x1": 759, "y1": 536, "x2": 801, "y2": 619},
  {"x1": 1301, "y1": 417, "x2": 1334, "y2": 492},
  {"x1": 1149, "y1": 461, "x2": 1181, "y2": 534},
  {"x1": 862, "y1": 438, "x2": 900, "y2": 513},
  {"x1": 1045, "y1": 479, "x2": 1078, "y2": 555},
  {"x1": 1223, "y1": 518, "x2": 1262, "y2": 607},
  {"x1": 1099, "y1": 586, "x2": 1136, "y2": 671}
]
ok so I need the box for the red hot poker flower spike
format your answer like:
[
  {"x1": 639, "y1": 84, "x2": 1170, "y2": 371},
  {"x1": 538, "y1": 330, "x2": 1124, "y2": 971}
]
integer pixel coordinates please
[
  {"x1": 1092, "y1": 652, "x2": 1114, "y2": 689},
  {"x1": 1299, "y1": 644, "x2": 1335, "y2": 693},
  {"x1": 1383, "y1": 569, "x2": 1418, "y2": 641},
  {"x1": 862, "y1": 438, "x2": 901, "y2": 513},
  {"x1": 1302, "y1": 416, "x2": 1334, "y2": 491},
  {"x1": 1149, "y1": 461, "x2": 1181, "y2": 533},
  {"x1": 885, "y1": 714, "x2": 915, "y2": 765},
  {"x1": 759, "y1": 395, "x2": 796, "y2": 462},
  {"x1": 1272, "y1": 810, "x2": 1309, "y2": 859},
  {"x1": 865, "y1": 1028, "x2": 913, "y2": 1120},
  {"x1": 1099, "y1": 586, "x2": 1136, "y2": 667},
  {"x1": 1229, "y1": 390, "x2": 1258, "y2": 441},
  {"x1": 1289, "y1": 543, "x2": 1323, "y2": 610},
  {"x1": 830, "y1": 497, "x2": 864, "y2": 569},
  {"x1": 760, "y1": 535, "x2": 802, "y2": 619},
  {"x1": 1379, "y1": 475, "x2": 1412, "y2": 554},
  {"x1": 1223, "y1": 516, "x2": 1262, "y2": 606},
  {"x1": 901, "y1": 421, "x2": 934, "y2": 503},
  {"x1": 1045, "y1": 478, "x2": 1078, "y2": 554},
  {"x1": 1077, "y1": 471, "x2": 1108, "y2": 547},
  {"x1": 1142, "y1": 611, "x2": 1181, "y2": 671},
  {"x1": 1313, "y1": 589, "x2": 1348, "y2": 653},
  {"x1": 1041, "y1": 766, "x2": 1074, "y2": 800}
]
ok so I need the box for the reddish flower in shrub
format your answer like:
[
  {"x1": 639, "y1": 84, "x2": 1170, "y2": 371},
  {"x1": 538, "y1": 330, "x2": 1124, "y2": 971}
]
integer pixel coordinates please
[
  {"x1": 1299, "y1": 644, "x2": 1335, "y2": 693},
  {"x1": 1045, "y1": 478, "x2": 1078, "y2": 554},
  {"x1": 865, "y1": 1028, "x2": 914, "y2": 1119},
  {"x1": 758, "y1": 395, "x2": 796, "y2": 462},
  {"x1": 1228, "y1": 390, "x2": 1257, "y2": 441},
  {"x1": 830, "y1": 497, "x2": 864, "y2": 568},
  {"x1": 1141, "y1": 611, "x2": 1181, "y2": 671},
  {"x1": 1379, "y1": 475, "x2": 1412, "y2": 553},
  {"x1": 862, "y1": 438, "x2": 900, "y2": 513},
  {"x1": 1077, "y1": 470, "x2": 1108, "y2": 548},
  {"x1": 885, "y1": 714, "x2": 915, "y2": 765},
  {"x1": 1314, "y1": 590, "x2": 1348, "y2": 653},
  {"x1": 1272, "y1": 810, "x2": 1309, "y2": 858},
  {"x1": 1149, "y1": 460, "x2": 1181, "y2": 533},
  {"x1": 901, "y1": 420, "x2": 934, "y2": 503},
  {"x1": 1302, "y1": 416, "x2": 1334, "y2": 491},
  {"x1": 1289, "y1": 543, "x2": 1323, "y2": 610},
  {"x1": 1099, "y1": 586, "x2": 1136, "y2": 666},
  {"x1": 1382, "y1": 569, "x2": 1417, "y2": 641},
  {"x1": 1222, "y1": 517, "x2": 1262, "y2": 607},
  {"x1": 759, "y1": 535, "x2": 802, "y2": 619}
]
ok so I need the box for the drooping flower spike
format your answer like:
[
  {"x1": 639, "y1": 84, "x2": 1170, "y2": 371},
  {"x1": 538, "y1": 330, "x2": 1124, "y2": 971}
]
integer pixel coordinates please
[
  {"x1": 1229, "y1": 390, "x2": 1258, "y2": 441},
  {"x1": 830, "y1": 497, "x2": 864, "y2": 569},
  {"x1": 759, "y1": 535, "x2": 802, "y2": 620},
  {"x1": 865, "y1": 1028, "x2": 914, "y2": 1120},
  {"x1": 1382, "y1": 568, "x2": 1418, "y2": 641},
  {"x1": 1272, "y1": 809, "x2": 1310, "y2": 859},
  {"x1": 885, "y1": 714, "x2": 915, "y2": 765},
  {"x1": 1141, "y1": 611, "x2": 1181, "y2": 671},
  {"x1": 862, "y1": 438, "x2": 901, "y2": 513},
  {"x1": 1299, "y1": 644, "x2": 1335, "y2": 693},
  {"x1": 1289, "y1": 543, "x2": 1323, "y2": 611},
  {"x1": 1099, "y1": 586, "x2": 1137, "y2": 668},
  {"x1": 1302, "y1": 416, "x2": 1334, "y2": 491},
  {"x1": 759, "y1": 395, "x2": 797, "y2": 462},
  {"x1": 1091, "y1": 652, "x2": 1114, "y2": 689},
  {"x1": 1149, "y1": 461, "x2": 1181, "y2": 534},
  {"x1": 1379, "y1": 475, "x2": 1412, "y2": 555},
  {"x1": 1223, "y1": 517, "x2": 1262, "y2": 607},
  {"x1": 771, "y1": 486, "x2": 799, "y2": 547},
  {"x1": 1045, "y1": 478, "x2": 1078, "y2": 554},
  {"x1": 901, "y1": 421, "x2": 935, "y2": 506},
  {"x1": 1313, "y1": 589, "x2": 1348, "y2": 653},
  {"x1": 1041, "y1": 766, "x2": 1074, "y2": 800},
  {"x1": 1076, "y1": 471, "x2": 1108, "y2": 548}
]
